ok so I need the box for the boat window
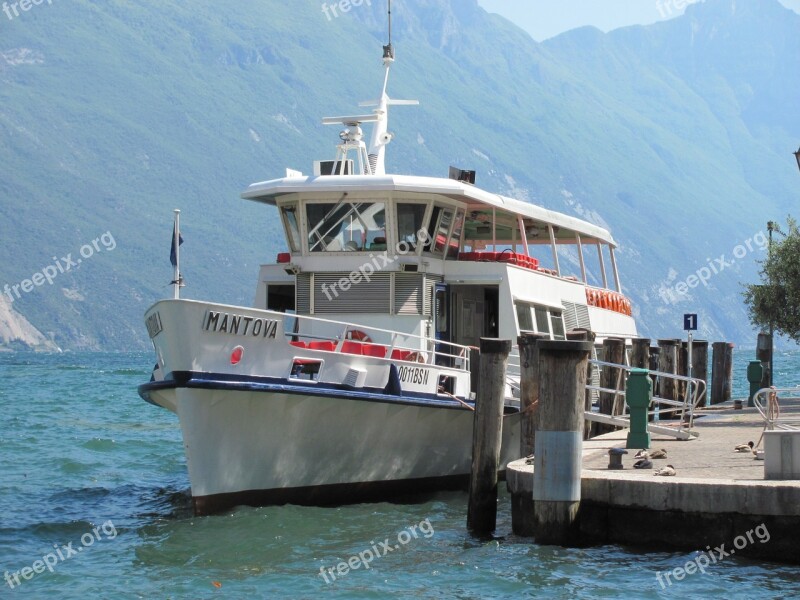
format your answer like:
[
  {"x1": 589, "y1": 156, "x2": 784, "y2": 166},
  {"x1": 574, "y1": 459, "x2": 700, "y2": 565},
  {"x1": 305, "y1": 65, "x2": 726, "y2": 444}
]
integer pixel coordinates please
[
  {"x1": 426, "y1": 207, "x2": 454, "y2": 256},
  {"x1": 446, "y1": 210, "x2": 465, "y2": 258},
  {"x1": 396, "y1": 203, "x2": 428, "y2": 251},
  {"x1": 515, "y1": 303, "x2": 534, "y2": 332},
  {"x1": 306, "y1": 200, "x2": 386, "y2": 252},
  {"x1": 280, "y1": 205, "x2": 301, "y2": 253},
  {"x1": 516, "y1": 301, "x2": 565, "y2": 339},
  {"x1": 550, "y1": 311, "x2": 566, "y2": 340},
  {"x1": 534, "y1": 306, "x2": 550, "y2": 335},
  {"x1": 267, "y1": 284, "x2": 295, "y2": 312}
]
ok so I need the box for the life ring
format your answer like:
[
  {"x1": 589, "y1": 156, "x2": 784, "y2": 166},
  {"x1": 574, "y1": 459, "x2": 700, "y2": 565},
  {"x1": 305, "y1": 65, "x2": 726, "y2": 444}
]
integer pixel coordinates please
[
  {"x1": 346, "y1": 330, "x2": 372, "y2": 343},
  {"x1": 406, "y1": 351, "x2": 426, "y2": 364}
]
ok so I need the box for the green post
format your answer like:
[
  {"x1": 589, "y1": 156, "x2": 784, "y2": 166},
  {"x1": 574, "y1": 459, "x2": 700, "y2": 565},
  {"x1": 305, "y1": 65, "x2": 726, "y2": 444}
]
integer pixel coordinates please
[
  {"x1": 626, "y1": 368, "x2": 652, "y2": 449},
  {"x1": 747, "y1": 360, "x2": 764, "y2": 408}
]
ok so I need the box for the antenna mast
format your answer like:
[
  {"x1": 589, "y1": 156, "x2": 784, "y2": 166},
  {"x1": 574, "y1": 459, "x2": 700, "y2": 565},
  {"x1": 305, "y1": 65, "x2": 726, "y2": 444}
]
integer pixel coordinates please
[
  {"x1": 323, "y1": 0, "x2": 417, "y2": 176},
  {"x1": 383, "y1": 0, "x2": 394, "y2": 60}
]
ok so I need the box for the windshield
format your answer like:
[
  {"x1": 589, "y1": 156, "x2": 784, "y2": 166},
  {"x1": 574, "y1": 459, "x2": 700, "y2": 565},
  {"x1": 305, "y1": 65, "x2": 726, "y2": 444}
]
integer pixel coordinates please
[{"x1": 306, "y1": 200, "x2": 386, "y2": 252}]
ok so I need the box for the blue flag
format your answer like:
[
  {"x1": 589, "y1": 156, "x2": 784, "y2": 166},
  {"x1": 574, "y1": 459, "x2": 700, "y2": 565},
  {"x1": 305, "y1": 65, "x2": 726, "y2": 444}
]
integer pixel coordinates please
[{"x1": 170, "y1": 223, "x2": 184, "y2": 267}]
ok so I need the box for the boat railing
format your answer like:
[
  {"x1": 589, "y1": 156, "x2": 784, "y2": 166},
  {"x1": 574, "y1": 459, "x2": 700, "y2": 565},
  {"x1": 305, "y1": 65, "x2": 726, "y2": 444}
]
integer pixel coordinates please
[{"x1": 281, "y1": 311, "x2": 472, "y2": 370}]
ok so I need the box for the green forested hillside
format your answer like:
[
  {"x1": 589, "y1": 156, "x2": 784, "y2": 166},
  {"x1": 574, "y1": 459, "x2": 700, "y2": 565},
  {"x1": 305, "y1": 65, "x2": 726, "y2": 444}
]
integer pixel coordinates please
[{"x1": 0, "y1": 0, "x2": 797, "y2": 349}]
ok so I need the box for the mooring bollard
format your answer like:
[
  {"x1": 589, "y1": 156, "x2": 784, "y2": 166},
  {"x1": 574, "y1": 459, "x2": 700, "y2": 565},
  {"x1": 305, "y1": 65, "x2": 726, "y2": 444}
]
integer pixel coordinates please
[
  {"x1": 711, "y1": 341, "x2": 734, "y2": 405},
  {"x1": 747, "y1": 360, "x2": 764, "y2": 408},
  {"x1": 631, "y1": 338, "x2": 651, "y2": 370},
  {"x1": 532, "y1": 340, "x2": 593, "y2": 545},
  {"x1": 657, "y1": 339, "x2": 679, "y2": 419},
  {"x1": 513, "y1": 333, "x2": 547, "y2": 536},
  {"x1": 467, "y1": 338, "x2": 511, "y2": 535},
  {"x1": 757, "y1": 332, "x2": 772, "y2": 388},
  {"x1": 566, "y1": 328, "x2": 596, "y2": 440},
  {"x1": 518, "y1": 333, "x2": 548, "y2": 457},
  {"x1": 692, "y1": 340, "x2": 709, "y2": 408},
  {"x1": 469, "y1": 346, "x2": 481, "y2": 398},
  {"x1": 626, "y1": 369, "x2": 652, "y2": 449}
]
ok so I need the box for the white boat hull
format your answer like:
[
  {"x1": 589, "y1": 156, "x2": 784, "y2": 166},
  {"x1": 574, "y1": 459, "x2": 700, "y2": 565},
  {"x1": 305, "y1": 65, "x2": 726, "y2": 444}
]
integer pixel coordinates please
[{"x1": 148, "y1": 385, "x2": 519, "y2": 514}]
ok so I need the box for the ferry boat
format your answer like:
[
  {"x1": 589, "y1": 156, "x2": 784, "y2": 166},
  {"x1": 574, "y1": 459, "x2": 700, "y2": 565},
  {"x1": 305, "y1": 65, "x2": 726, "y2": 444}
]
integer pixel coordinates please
[{"x1": 138, "y1": 30, "x2": 637, "y2": 515}]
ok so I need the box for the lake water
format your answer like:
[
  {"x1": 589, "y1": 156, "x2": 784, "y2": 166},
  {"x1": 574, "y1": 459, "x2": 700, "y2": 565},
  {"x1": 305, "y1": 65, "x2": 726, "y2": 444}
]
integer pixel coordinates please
[{"x1": 1, "y1": 349, "x2": 799, "y2": 598}]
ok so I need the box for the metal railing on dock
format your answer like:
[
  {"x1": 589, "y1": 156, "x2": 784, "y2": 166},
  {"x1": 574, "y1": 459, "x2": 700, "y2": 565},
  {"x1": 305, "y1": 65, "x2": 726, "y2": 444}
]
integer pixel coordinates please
[
  {"x1": 753, "y1": 386, "x2": 800, "y2": 432},
  {"x1": 505, "y1": 351, "x2": 705, "y2": 440},
  {"x1": 585, "y1": 359, "x2": 705, "y2": 440}
]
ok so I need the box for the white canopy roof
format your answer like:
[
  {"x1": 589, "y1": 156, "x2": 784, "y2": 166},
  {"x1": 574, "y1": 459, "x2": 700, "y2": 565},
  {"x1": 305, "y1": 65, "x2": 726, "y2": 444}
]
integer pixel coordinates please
[{"x1": 242, "y1": 174, "x2": 617, "y2": 246}]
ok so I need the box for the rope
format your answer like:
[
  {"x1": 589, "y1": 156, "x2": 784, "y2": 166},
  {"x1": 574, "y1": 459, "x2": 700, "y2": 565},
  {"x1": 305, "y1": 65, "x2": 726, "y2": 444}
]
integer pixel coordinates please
[
  {"x1": 507, "y1": 400, "x2": 537, "y2": 419},
  {"x1": 756, "y1": 388, "x2": 781, "y2": 449},
  {"x1": 438, "y1": 388, "x2": 475, "y2": 411}
]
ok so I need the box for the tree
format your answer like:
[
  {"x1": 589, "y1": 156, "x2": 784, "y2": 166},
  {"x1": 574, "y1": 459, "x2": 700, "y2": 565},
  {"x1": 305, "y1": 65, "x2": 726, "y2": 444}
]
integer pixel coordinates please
[{"x1": 743, "y1": 218, "x2": 800, "y2": 343}]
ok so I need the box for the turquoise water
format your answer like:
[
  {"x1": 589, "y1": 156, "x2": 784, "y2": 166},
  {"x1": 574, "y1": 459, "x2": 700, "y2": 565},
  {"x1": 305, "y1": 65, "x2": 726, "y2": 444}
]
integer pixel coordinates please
[{"x1": 1, "y1": 350, "x2": 799, "y2": 599}]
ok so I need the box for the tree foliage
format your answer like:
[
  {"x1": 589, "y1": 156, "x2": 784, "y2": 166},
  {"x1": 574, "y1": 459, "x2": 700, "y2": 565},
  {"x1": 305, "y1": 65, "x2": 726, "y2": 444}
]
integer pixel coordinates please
[{"x1": 743, "y1": 218, "x2": 800, "y2": 343}]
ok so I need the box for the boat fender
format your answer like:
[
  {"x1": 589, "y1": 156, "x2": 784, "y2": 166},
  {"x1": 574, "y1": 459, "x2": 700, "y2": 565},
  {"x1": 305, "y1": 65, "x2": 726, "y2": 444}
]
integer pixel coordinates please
[
  {"x1": 346, "y1": 330, "x2": 372, "y2": 343},
  {"x1": 384, "y1": 364, "x2": 403, "y2": 396}
]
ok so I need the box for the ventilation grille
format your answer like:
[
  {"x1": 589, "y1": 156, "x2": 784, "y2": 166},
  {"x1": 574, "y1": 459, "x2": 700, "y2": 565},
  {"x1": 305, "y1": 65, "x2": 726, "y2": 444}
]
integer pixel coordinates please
[
  {"x1": 343, "y1": 368, "x2": 367, "y2": 388},
  {"x1": 314, "y1": 273, "x2": 391, "y2": 314},
  {"x1": 296, "y1": 273, "x2": 311, "y2": 314},
  {"x1": 562, "y1": 300, "x2": 591, "y2": 331},
  {"x1": 590, "y1": 346, "x2": 600, "y2": 404},
  {"x1": 423, "y1": 276, "x2": 441, "y2": 317},
  {"x1": 395, "y1": 273, "x2": 424, "y2": 315}
]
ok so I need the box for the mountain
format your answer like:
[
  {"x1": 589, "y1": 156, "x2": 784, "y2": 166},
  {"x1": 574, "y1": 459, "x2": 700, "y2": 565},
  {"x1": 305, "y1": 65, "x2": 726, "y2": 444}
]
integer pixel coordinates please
[{"x1": 0, "y1": 0, "x2": 797, "y2": 350}]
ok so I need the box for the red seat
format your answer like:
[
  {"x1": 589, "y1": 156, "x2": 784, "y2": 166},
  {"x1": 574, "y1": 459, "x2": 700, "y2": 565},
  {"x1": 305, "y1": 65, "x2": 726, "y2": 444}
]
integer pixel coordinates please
[
  {"x1": 341, "y1": 341, "x2": 363, "y2": 355},
  {"x1": 362, "y1": 344, "x2": 387, "y2": 358},
  {"x1": 290, "y1": 341, "x2": 307, "y2": 348},
  {"x1": 499, "y1": 252, "x2": 520, "y2": 265},
  {"x1": 391, "y1": 349, "x2": 412, "y2": 361},
  {"x1": 309, "y1": 341, "x2": 336, "y2": 352}
]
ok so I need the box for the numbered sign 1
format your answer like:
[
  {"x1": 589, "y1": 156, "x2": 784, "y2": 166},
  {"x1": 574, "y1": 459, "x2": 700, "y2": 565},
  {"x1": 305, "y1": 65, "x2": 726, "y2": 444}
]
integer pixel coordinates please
[{"x1": 684, "y1": 314, "x2": 698, "y2": 331}]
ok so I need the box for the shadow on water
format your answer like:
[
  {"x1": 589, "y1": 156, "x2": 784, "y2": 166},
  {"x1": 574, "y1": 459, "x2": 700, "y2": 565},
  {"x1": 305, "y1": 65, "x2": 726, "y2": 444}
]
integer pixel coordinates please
[{"x1": 30, "y1": 483, "x2": 195, "y2": 530}]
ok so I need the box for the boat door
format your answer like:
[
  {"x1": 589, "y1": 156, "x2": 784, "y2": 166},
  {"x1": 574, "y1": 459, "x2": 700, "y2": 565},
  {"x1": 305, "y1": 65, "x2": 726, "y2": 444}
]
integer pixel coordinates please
[{"x1": 434, "y1": 283, "x2": 451, "y2": 365}]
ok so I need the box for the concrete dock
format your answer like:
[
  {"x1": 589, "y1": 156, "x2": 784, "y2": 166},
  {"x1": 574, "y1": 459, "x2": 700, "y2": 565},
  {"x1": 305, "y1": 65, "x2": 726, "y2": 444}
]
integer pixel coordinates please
[{"x1": 507, "y1": 402, "x2": 800, "y2": 563}]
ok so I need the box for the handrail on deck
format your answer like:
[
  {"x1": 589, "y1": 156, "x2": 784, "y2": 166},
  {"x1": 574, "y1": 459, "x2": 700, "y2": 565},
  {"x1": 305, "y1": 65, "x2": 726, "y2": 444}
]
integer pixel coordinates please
[{"x1": 281, "y1": 311, "x2": 472, "y2": 369}]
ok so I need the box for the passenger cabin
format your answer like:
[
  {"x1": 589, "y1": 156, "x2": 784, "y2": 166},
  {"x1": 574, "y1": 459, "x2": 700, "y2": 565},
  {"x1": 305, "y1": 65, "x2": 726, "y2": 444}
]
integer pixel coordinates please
[{"x1": 242, "y1": 174, "x2": 637, "y2": 352}]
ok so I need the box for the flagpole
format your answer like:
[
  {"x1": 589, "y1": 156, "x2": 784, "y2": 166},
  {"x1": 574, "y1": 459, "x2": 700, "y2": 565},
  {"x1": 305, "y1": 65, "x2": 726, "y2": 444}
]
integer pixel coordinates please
[{"x1": 173, "y1": 209, "x2": 181, "y2": 300}]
